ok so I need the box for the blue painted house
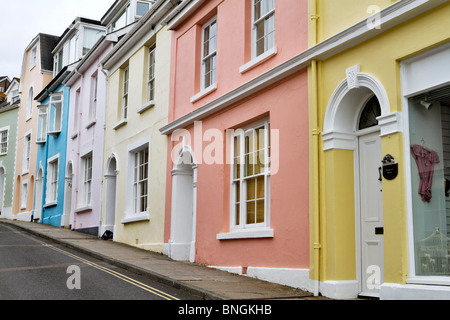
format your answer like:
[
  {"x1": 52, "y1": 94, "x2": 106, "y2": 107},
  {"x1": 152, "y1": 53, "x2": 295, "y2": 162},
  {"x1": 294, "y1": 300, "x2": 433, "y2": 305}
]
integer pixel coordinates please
[{"x1": 34, "y1": 70, "x2": 71, "y2": 227}]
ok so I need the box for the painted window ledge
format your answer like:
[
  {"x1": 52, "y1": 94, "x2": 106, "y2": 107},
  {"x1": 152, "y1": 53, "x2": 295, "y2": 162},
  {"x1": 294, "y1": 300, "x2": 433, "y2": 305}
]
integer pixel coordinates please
[
  {"x1": 190, "y1": 83, "x2": 217, "y2": 103},
  {"x1": 121, "y1": 212, "x2": 150, "y2": 224},
  {"x1": 74, "y1": 206, "x2": 92, "y2": 213},
  {"x1": 216, "y1": 227, "x2": 274, "y2": 240},
  {"x1": 137, "y1": 100, "x2": 155, "y2": 114},
  {"x1": 239, "y1": 47, "x2": 277, "y2": 74},
  {"x1": 113, "y1": 119, "x2": 127, "y2": 130}
]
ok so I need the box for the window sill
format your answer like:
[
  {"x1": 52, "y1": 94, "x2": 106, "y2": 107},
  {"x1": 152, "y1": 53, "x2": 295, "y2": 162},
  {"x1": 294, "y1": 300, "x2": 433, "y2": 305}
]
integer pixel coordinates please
[
  {"x1": 44, "y1": 202, "x2": 57, "y2": 208},
  {"x1": 121, "y1": 213, "x2": 150, "y2": 224},
  {"x1": 216, "y1": 227, "x2": 274, "y2": 240},
  {"x1": 36, "y1": 140, "x2": 46, "y2": 145},
  {"x1": 239, "y1": 47, "x2": 278, "y2": 74},
  {"x1": 85, "y1": 120, "x2": 96, "y2": 129},
  {"x1": 190, "y1": 83, "x2": 217, "y2": 103},
  {"x1": 70, "y1": 132, "x2": 78, "y2": 140},
  {"x1": 74, "y1": 206, "x2": 92, "y2": 213},
  {"x1": 48, "y1": 131, "x2": 61, "y2": 137},
  {"x1": 21, "y1": 170, "x2": 30, "y2": 176},
  {"x1": 137, "y1": 100, "x2": 155, "y2": 114},
  {"x1": 113, "y1": 119, "x2": 127, "y2": 130}
]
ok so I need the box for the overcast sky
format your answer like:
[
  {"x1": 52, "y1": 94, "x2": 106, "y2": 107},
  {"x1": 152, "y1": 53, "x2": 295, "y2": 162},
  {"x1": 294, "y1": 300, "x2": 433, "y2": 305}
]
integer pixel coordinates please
[{"x1": 0, "y1": 0, "x2": 115, "y2": 79}]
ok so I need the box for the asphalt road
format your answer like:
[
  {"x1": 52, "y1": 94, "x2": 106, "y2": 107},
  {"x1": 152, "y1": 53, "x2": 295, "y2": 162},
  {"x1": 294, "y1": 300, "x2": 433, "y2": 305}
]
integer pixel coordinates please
[{"x1": 0, "y1": 223, "x2": 199, "y2": 300}]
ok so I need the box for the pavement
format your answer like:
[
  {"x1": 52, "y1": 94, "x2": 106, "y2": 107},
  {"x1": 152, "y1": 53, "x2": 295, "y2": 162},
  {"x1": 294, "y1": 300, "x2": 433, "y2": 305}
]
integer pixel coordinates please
[{"x1": 0, "y1": 219, "x2": 331, "y2": 300}]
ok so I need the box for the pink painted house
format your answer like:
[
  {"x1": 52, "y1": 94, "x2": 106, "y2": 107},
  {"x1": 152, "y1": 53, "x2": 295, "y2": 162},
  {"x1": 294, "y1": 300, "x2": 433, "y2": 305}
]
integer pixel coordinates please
[{"x1": 160, "y1": 0, "x2": 311, "y2": 291}]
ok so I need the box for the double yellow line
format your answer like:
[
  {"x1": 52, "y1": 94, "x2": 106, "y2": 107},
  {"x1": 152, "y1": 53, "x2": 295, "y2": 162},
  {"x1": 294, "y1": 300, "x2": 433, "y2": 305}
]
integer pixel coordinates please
[{"x1": 42, "y1": 242, "x2": 180, "y2": 300}]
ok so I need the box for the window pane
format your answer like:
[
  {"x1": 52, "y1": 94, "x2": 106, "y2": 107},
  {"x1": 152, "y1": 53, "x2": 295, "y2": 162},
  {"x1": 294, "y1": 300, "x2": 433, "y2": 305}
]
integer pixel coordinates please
[
  {"x1": 257, "y1": 176, "x2": 265, "y2": 199},
  {"x1": 136, "y1": 2, "x2": 150, "y2": 16},
  {"x1": 247, "y1": 178, "x2": 256, "y2": 201},
  {"x1": 256, "y1": 200, "x2": 265, "y2": 223},
  {"x1": 247, "y1": 201, "x2": 255, "y2": 224}
]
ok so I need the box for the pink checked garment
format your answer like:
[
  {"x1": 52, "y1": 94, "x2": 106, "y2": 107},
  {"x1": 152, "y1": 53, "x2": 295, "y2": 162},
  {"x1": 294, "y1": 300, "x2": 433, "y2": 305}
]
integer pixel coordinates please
[{"x1": 411, "y1": 144, "x2": 440, "y2": 203}]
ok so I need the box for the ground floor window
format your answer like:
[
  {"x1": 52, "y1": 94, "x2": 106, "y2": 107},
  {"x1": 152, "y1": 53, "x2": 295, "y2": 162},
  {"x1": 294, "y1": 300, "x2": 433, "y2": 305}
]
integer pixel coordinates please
[
  {"x1": 231, "y1": 120, "x2": 270, "y2": 229},
  {"x1": 408, "y1": 84, "x2": 450, "y2": 276}
]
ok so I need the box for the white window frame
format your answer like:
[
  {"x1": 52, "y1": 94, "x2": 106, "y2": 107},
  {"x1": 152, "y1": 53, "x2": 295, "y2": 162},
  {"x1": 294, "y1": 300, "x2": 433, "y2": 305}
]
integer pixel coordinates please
[
  {"x1": 30, "y1": 45, "x2": 37, "y2": 70},
  {"x1": 217, "y1": 119, "x2": 273, "y2": 240},
  {"x1": 122, "y1": 136, "x2": 151, "y2": 224},
  {"x1": 22, "y1": 131, "x2": 32, "y2": 174},
  {"x1": 45, "y1": 154, "x2": 59, "y2": 206},
  {"x1": 147, "y1": 45, "x2": 156, "y2": 103},
  {"x1": 0, "y1": 126, "x2": 9, "y2": 155},
  {"x1": 122, "y1": 66, "x2": 129, "y2": 120},
  {"x1": 48, "y1": 93, "x2": 63, "y2": 135},
  {"x1": 89, "y1": 73, "x2": 98, "y2": 124},
  {"x1": 27, "y1": 86, "x2": 34, "y2": 119},
  {"x1": 252, "y1": 0, "x2": 275, "y2": 58},
  {"x1": 201, "y1": 16, "x2": 217, "y2": 91},
  {"x1": 80, "y1": 152, "x2": 93, "y2": 208},
  {"x1": 37, "y1": 105, "x2": 48, "y2": 144}
]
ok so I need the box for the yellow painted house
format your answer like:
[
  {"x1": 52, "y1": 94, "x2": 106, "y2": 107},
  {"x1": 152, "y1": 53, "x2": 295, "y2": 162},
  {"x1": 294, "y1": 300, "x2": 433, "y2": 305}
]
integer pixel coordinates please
[
  {"x1": 307, "y1": 0, "x2": 450, "y2": 299},
  {"x1": 100, "y1": 0, "x2": 178, "y2": 253}
]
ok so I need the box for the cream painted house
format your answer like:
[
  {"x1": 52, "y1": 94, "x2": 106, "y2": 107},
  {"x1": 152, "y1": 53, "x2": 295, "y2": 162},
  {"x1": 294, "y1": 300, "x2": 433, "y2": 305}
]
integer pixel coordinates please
[{"x1": 100, "y1": 0, "x2": 179, "y2": 252}]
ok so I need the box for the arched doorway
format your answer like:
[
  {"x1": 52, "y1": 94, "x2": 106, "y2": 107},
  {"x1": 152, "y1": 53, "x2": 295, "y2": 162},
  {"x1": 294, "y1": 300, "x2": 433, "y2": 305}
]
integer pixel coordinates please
[
  {"x1": 168, "y1": 147, "x2": 197, "y2": 262},
  {"x1": 322, "y1": 69, "x2": 398, "y2": 297},
  {"x1": 103, "y1": 155, "x2": 118, "y2": 238}
]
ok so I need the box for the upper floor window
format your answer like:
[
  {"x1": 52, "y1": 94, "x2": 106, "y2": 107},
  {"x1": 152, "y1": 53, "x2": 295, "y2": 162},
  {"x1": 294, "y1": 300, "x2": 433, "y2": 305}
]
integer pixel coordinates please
[
  {"x1": 253, "y1": 0, "x2": 275, "y2": 57},
  {"x1": 0, "y1": 128, "x2": 8, "y2": 155},
  {"x1": 122, "y1": 66, "x2": 129, "y2": 120},
  {"x1": 202, "y1": 17, "x2": 217, "y2": 90},
  {"x1": 48, "y1": 93, "x2": 63, "y2": 135},
  {"x1": 37, "y1": 105, "x2": 47, "y2": 143},
  {"x1": 90, "y1": 74, "x2": 98, "y2": 122},
  {"x1": 30, "y1": 45, "x2": 37, "y2": 69},
  {"x1": 147, "y1": 45, "x2": 156, "y2": 102},
  {"x1": 27, "y1": 87, "x2": 33, "y2": 119}
]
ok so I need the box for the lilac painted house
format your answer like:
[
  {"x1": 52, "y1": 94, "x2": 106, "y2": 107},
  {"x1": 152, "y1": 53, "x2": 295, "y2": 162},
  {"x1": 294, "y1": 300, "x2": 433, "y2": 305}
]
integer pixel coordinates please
[{"x1": 63, "y1": 33, "x2": 118, "y2": 236}]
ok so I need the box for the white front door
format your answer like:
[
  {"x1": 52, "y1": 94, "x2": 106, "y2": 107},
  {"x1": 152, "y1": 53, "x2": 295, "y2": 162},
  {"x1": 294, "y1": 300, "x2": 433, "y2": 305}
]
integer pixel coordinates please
[{"x1": 358, "y1": 130, "x2": 384, "y2": 297}]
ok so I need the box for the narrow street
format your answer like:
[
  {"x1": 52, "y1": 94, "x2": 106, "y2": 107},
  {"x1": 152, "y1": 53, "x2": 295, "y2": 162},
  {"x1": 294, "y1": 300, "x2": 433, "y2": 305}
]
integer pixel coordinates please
[{"x1": 0, "y1": 224, "x2": 198, "y2": 300}]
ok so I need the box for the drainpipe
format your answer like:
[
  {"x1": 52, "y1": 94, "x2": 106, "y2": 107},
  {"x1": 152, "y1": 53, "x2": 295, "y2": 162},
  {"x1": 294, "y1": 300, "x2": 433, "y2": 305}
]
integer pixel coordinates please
[
  {"x1": 99, "y1": 63, "x2": 109, "y2": 236},
  {"x1": 309, "y1": 0, "x2": 321, "y2": 297}
]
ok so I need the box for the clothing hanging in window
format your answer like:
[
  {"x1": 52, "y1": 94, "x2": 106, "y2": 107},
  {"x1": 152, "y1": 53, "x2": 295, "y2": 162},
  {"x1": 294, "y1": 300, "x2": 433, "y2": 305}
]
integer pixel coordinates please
[{"x1": 411, "y1": 144, "x2": 440, "y2": 203}]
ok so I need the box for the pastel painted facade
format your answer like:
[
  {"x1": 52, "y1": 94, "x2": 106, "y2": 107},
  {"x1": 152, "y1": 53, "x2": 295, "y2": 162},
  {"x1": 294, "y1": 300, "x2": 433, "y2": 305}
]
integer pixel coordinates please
[
  {"x1": 100, "y1": 0, "x2": 176, "y2": 252},
  {"x1": 0, "y1": 79, "x2": 20, "y2": 219},
  {"x1": 63, "y1": 35, "x2": 116, "y2": 236},
  {"x1": 34, "y1": 82, "x2": 70, "y2": 227},
  {"x1": 307, "y1": 0, "x2": 450, "y2": 299},
  {"x1": 160, "y1": 0, "x2": 311, "y2": 291},
  {"x1": 13, "y1": 33, "x2": 59, "y2": 222}
]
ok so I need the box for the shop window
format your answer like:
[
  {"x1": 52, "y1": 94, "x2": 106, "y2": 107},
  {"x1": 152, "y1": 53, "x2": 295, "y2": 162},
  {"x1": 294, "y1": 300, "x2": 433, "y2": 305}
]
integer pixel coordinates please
[{"x1": 408, "y1": 85, "x2": 450, "y2": 276}]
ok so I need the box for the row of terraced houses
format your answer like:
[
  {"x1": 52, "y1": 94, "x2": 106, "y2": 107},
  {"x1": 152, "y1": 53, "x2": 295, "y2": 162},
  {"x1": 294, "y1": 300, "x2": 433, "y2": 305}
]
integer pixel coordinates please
[{"x1": 1, "y1": 0, "x2": 450, "y2": 299}]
